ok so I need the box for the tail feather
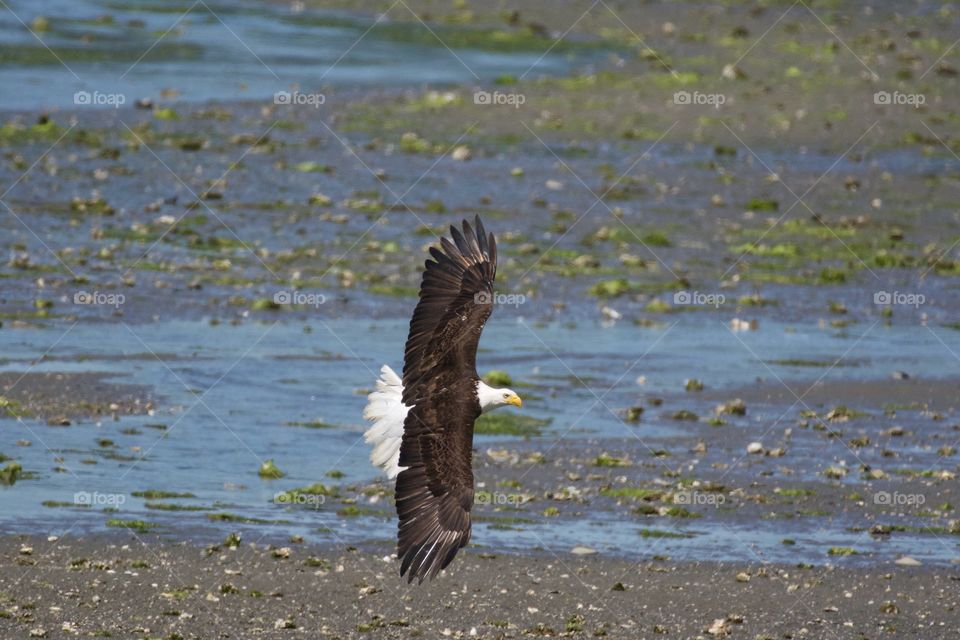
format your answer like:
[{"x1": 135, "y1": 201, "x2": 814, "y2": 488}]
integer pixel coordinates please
[
  {"x1": 371, "y1": 436, "x2": 402, "y2": 468},
  {"x1": 363, "y1": 365, "x2": 408, "y2": 479},
  {"x1": 377, "y1": 365, "x2": 402, "y2": 387}
]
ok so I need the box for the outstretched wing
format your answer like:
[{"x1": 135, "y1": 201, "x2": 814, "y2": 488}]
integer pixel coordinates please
[
  {"x1": 395, "y1": 216, "x2": 497, "y2": 583},
  {"x1": 400, "y1": 216, "x2": 497, "y2": 399}
]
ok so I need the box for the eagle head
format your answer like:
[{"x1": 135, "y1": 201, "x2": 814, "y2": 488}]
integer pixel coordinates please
[{"x1": 476, "y1": 381, "x2": 522, "y2": 413}]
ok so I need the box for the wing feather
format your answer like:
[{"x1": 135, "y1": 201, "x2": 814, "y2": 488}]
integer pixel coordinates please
[{"x1": 395, "y1": 216, "x2": 497, "y2": 583}]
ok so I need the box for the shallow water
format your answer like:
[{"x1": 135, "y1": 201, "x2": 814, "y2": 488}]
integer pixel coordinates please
[
  {"x1": 1, "y1": 317, "x2": 956, "y2": 564},
  {"x1": 1, "y1": 0, "x2": 583, "y2": 111},
  {"x1": 484, "y1": 512, "x2": 957, "y2": 567}
]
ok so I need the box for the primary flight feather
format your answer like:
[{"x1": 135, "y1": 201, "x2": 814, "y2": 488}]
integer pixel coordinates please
[{"x1": 363, "y1": 216, "x2": 521, "y2": 583}]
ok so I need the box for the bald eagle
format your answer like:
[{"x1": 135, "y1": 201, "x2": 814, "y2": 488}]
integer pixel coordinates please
[{"x1": 363, "y1": 217, "x2": 522, "y2": 583}]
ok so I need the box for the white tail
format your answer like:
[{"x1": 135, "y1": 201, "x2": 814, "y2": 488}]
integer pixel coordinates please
[{"x1": 363, "y1": 365, "x2": 409, "y2": 479}]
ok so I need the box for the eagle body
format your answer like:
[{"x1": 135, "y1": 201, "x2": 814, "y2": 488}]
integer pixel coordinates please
[
  {"x1": 364, "y1": 367, "x2": 510, "y2": 479},
  {"x1": 362, "y1": 217, "x2": 521, "y2": 583}
]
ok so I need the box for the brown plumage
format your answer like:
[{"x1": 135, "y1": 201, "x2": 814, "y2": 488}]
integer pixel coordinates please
[{"x1": 395, "y1": 216, "x2": 497, "y2": 583}]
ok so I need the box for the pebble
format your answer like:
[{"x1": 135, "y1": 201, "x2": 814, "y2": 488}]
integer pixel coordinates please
[
  {"x1": 707, "y1": 618, "x2": 728, "y2": 636},
  {"x1": 716, "y1": 398, "x2": 746, "y2": 416},
  {"x1": 722, "y1": 64, "x2": 746, "y2": 80},
  {"x1": 601, "y1": 306, "x2": 622, "y2": 321},
  {"x1": 730, "y1": 318, "x2": 757, "y2": 332},
  {"x1": 823, "y1": 466, "x2": 847, "y2": 479},
  {"x1": 746, "y1": 442, "x2": 764, "y2": 454},
  {"x1": 895, "y1": 556, "x2": 921, "y2": 566}
]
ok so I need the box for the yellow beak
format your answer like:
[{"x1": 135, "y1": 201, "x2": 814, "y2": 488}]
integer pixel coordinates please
[{"x1": 506, "y1": 393, "x2": 523, "y2": 408}]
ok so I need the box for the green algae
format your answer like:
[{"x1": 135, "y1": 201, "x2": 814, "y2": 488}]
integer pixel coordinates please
[{"x1": 475, "y1": 413, "x2": 550, "y2": 437}]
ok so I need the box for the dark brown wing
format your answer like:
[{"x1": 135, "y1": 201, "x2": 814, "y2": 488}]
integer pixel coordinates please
[
  {"x1": 395, "y1": 216, "x2": 497, "y2": 583},
  {"x1": 401, "y1": 216, "x2": 497, "y2": 399}
]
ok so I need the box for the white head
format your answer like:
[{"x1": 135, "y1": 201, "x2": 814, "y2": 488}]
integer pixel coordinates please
[{"x1": 476, "y1": 381, "x2": 522, "y2": 413}]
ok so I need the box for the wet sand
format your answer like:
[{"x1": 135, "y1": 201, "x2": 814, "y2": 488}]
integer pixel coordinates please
[
  {"x1": 709, "y1": 375, "x2": 960, "y2": 412},
  {"x1": 1, "y1": 533, "x2": 957, "y2": 639},
  {"x1": 0, "y1": 372, "x2": 155, "y2": 423}
]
